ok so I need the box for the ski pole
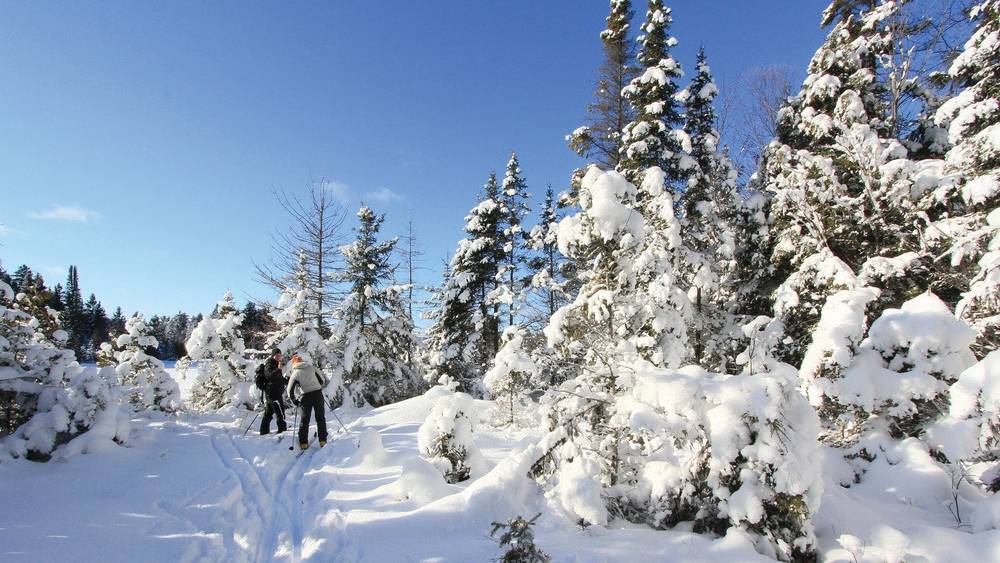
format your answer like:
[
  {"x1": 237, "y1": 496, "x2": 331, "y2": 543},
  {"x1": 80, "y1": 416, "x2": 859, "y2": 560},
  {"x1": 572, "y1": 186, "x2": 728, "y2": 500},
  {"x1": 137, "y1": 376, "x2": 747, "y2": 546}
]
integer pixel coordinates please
[
  {"x1": 243, "y1": 412, "x2": 260, "y2": 437},
  {"x1": 330, "y1": 406, "x2": 349, "y2": 435}
]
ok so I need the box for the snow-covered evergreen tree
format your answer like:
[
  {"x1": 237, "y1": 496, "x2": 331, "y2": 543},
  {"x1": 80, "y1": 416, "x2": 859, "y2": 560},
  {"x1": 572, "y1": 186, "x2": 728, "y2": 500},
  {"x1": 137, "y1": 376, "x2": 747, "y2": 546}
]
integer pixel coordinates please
[
  {"x1": 617, "y1": 0, "x2": 687, "y2": 188},
  {"x1": 527, "y1": 187, "x2": 570, "y2": 324},
  {"x1": 937, "y1": 349, "x2": 1000, "y2": 491},
  {"x1": 752, "y1": 0, "x2": 926, "y2": 366},
  {"x1": 13, "y1": 276, "x2": 62, "y2": 342},
  {"x1": 426, "y1": 174, "x2": 504, "y2": 393},
  {"x1": 331, "y1": 206, "x2": 418, "y2": 407},
  {"x1": 497, "y1": 152, "x2": 532, "y2": 328},
  {"x1": 484, "y1": 325, "x2": 541, "y2": 427},
  {"x1": 186, "y1": 292, "x2": 253, "y2": 410},
  {"x1": 266, "y1": 252, "x2": 333, "y2": 369},
  {"x1": 0, "y1": 281, "x2": 131, "y2": 461},
  {"x1": 925, "y1": 0, "x2": 1000, "y2": 357},
  {"x1": 104, "y1": 313, "x2": 180, "y2": 412},
  {"x1": 568, "y1": 0, "x2": 639, "y2": 169},
  {"x1": 418, "y1": 387, "x2": 484, "y2": 483},
  {"x1": 676, "y1": 48, "x2": 741, "y2": 371},
  {"x1": 800, "y1": 287, "x2": 978, "y2": 445},
  {"x1": 533, "y1": 338, "x2": 821, "y2": 560},
  {"x1": 525, "y1": 187, "x2": 576, "y2": 388}
]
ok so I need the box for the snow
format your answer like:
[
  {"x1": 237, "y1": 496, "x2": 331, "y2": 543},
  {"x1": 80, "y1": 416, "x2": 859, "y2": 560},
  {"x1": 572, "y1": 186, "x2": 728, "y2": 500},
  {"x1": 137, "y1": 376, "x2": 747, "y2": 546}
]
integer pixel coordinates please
[
  {"x1": 3, "y1": 367, "x2": 1000, "y2": 562},
  {"x1": 962, "y1": 174, "x2": 999, "y2": 206},
  {"x1": 557, "y1": 166, "x2": 643, "y2": 254}
]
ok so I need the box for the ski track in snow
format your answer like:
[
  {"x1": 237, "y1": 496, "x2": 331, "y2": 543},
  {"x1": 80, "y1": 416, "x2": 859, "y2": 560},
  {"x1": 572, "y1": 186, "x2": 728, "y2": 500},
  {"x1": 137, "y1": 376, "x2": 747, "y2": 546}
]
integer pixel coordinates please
[
  {"x1": 6, "y1": 385, "x2": 1000, "y2": 562},
  {"x1": 205, "y1": 427, "x2": 323, "y2": 562}
]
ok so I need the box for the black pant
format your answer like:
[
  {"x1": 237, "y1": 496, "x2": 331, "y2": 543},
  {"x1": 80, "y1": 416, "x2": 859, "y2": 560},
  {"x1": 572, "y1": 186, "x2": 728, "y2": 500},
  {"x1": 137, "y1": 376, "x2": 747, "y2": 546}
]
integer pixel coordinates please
[
  {"x1": 298, "y1": 390, "x2": 327, "y2": 445},
  {"x1": 260, "y1": 397, "x2": 287, "y2": 434}
]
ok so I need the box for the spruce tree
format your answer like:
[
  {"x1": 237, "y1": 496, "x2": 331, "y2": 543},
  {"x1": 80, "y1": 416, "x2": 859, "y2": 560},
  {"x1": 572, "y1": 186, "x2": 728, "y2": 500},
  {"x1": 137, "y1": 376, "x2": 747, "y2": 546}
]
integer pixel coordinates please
[
  {"x1": 498, "y1": 152, "x2": 532, "y2": 327},
  {"x1": 62, "y1": 266, "x2": 86, "y2": 356},
  {"x1": 165, "y1": 312, "x2": 192, "y2": 358},
  {"x1": 49, "y1": 284, "x2": 64, "y2": 312},
  {"x1": 427, "y1": 174, "x2": 505, "y2": 392},
  {"x1": 677, "y1": 48, "x2": 741, "y2": 371},
  {"x1": 105, "y1": 313, "x2": 181, "y2": 412},
  {"x1": 928, "y1": 0, "x2": 999, "y2": 357},
  {"x1": 332, "y1": 206, "x2": 418, "y2": 407},
  {"x1": 527, "y1": 187, "x2": 571, "y2": 324},
  {"x1": 751, "y1": 0, "x2": 923, "y2": 366},
  {"x1": 568, "y1": 0, "x2": 640, "y2": 168},
  {"x1": 12, "y1": 265, "x2": 33, "y2": 293},
  {"x1": 109, "y1": 307, "x2": 127, "y2": 337},
  {"x1": 186, "y1": 292, "x2": 253, "y2": 410},
  {"x1": 617, "y1": 0, "x2": 686, "y2": 188},
  {"x1": 16, "y1": 275, "x2": 62, "y2": 342},
  {"x1": 1, "y1": 281, "x2": 131, "y2": 461},
  {"x1": 82, "y1": 294, "x2": 109, "y2": 361}
]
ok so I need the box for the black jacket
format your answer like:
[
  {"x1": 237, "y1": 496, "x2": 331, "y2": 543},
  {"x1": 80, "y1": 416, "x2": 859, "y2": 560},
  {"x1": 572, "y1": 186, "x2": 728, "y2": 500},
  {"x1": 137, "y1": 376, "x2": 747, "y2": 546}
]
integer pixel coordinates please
[{"x1": 262, "y1": 358, "x2": 288, "y2": 401}]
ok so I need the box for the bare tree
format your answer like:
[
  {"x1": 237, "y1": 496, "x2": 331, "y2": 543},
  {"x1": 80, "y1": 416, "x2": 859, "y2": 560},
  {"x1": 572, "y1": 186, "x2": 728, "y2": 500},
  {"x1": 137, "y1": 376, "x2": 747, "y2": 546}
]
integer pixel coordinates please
[
  {"x1": 397, "y1": 216, "x2": 426, "y2": 324},
  {"x1": 254, "y1": 182, "x2": 348, "y2": 334},
  {"x1": 721, "y1": 64, "x2": 793, "y2": 176}
]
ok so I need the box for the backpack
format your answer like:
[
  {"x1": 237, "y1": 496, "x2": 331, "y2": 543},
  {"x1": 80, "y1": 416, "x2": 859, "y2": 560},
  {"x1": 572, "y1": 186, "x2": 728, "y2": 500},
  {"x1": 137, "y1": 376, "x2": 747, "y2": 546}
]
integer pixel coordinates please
[{"x1": 254, "y1": 362, "x2": 268, "y2": 391}]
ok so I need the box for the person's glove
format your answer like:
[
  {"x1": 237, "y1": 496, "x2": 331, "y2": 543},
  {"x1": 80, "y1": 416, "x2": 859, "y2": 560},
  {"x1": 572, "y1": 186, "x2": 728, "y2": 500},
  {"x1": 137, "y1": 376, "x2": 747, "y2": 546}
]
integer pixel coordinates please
[{"x1": 292, "y1": 398, "x2": 300, "y2": 407}]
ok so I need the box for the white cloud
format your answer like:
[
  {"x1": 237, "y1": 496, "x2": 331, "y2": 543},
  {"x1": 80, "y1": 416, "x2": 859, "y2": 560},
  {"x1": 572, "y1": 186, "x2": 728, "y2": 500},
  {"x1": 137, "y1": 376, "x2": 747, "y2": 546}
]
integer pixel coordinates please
[
  {"x1": 29, "y1": 205, "x2": 103, "y2": 223},
  {"x1": 322, "y1": 181, "x2": 352, "y2": 205},
  {"x1": 366, "y1": 186, "x2": 403, "y2": 204}
]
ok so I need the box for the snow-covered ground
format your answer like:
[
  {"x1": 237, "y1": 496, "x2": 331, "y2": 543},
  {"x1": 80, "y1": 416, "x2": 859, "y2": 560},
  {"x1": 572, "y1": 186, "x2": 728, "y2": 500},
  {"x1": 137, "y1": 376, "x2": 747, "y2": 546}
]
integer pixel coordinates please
[{"x1": 2, "y1": 367, "x2": 998, "y2": 562}]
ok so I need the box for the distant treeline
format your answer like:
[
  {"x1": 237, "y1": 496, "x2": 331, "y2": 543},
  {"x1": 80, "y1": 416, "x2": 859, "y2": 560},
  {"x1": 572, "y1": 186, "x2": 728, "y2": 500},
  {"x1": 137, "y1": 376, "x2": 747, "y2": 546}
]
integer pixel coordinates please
[{"x1": 0, "y1": 263, "x2": 274, "y2": 361}]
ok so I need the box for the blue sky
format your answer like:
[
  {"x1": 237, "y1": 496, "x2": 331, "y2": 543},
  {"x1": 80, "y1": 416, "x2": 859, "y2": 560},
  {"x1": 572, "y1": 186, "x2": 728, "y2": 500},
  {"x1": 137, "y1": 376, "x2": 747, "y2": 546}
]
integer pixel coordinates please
[{"x1": 0, "y1": 1, "x2": 829, "y2": 316}]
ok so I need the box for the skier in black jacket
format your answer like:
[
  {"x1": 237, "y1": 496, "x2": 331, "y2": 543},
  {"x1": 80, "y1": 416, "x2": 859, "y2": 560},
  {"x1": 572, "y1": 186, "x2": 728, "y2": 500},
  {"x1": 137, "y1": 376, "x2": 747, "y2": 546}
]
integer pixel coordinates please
[{"x1": 258, "y1": 348, "x2": 288, "y2": 435}]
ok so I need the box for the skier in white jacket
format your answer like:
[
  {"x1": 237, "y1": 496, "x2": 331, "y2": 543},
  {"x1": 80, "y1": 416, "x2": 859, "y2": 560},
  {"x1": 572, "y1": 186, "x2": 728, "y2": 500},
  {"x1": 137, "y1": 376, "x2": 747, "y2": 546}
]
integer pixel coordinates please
[{"x1": 286, "y1": 355, "x2": 328, "y2": 449}]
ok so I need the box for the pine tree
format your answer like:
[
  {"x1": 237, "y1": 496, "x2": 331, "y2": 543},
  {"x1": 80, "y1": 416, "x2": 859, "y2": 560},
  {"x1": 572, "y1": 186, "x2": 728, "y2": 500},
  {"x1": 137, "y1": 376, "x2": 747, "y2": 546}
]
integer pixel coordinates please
[
  {"x1": 677, "y1": 48, "x2": 741, "y2": 371},
  {"x1": 240, "y1": 302, "x2": 275, "y2": 352},
  {"x1": 165, "y1": 312, "x2": 192, "y2": 359},
  {"x1": 186, "y1": 292, "x2": 253, "y2": 410},
  {"x1": 82, "y1": 294, "x2": 109, "y2": 361},
  {"x1": 568, "y1": 0, "x2": 640, "y2": 168},
  {"x1": 15, "y1": 276, "x2": 62, "y2": 342},
  {"x1": 544, "y1": 166, "x2": 688, "y2": 369},
  {"x1": 332, "y1": 206, "x2": 418, "y2": 407},
  {"x1": 427, "y1": 174, "x2": 505, "y2": 392},
  {"x1": 527, "y1": 186, "x2": 570, "y2": 324},
  {"x1": 418, "y1": 388, "x2": 483, "y2": 483},
  {"x1": 11, "y1": 265, "x2": 33, "y2": 293},
  {"x1": 49, "y1": 284, "x2": 64, "y2": 312},
  {"x1": 617, "y1": 0, "x2": 687, "y2": 188},
  {"x1": 927, "y1": 0, "x2": 1000, "y2": 357},
  {"x1": 266, "y1": 286, "x2": 332, "y2": 373},
  {"x1": 751, "y1": 0, "x2": 924, "y2": 366},
  {"x1": 484, "y1": 325, "x2": 541, "y2": 426},
  {"x1": 497, "y1": 152, "x2": 532, "y2": 327},
  {"x1": 533, "y1": 168, "x2": 816, "y2": 558},
  {"x1": 62, "y1": 266, "x2": 86, "y2": 356},
  {"x1": 110, "y1": 307, "x2": 127, "y2": 336},
  {"x1": 104, "y1": 313, "x2": 181, "y2": 412},
  {"x1": 1, "y1": 281, "x2": 131, "y2": 461}
]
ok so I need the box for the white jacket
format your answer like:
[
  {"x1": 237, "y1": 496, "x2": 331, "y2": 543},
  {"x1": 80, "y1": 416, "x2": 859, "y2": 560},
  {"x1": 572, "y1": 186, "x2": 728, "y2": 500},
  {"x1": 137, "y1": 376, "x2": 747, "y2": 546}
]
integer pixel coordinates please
[{"x1": 286, "y1": 362, "x2": 324, "y2": 397}]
